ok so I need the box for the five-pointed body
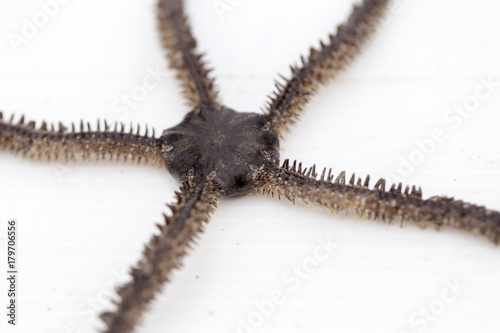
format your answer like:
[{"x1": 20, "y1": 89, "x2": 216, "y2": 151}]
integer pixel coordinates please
[{"x1": 1, "y1": 0, "x2": 500, "y2": 332}]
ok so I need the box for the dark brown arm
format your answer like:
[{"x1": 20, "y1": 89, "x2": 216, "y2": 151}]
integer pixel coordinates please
[
  {"x1": 265, "y1": 0, "x2": 390, "y2": 135},
  {"x1": 157, "y1": 0, "x2": 220, "y2": 108},
  {"x1": 259, "y1": 160, "x2": 500, "y2": 244},
  {"x1": 100, "y1": 178, "x2": 220, "y2": 333},
  {"x1": 0, "y1": 112, "x2": 162, "y2": 165}
]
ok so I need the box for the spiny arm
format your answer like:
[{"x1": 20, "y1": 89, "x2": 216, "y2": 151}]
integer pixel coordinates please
[
  {"x1": 157, "y1": 0, "x2": 220, "y2": 108},
  {"x1": 265, "y1": 0, "x2": 390, "y2": 135},
  {"x1": 0, "y1": 112, "x2": 162, "y2": 165},
  {"x1": 259, "y1": 160, "x2": 500, "y2": 244},
  {"x1": 100, "y1": 179, "x2": 220, "y2": 333}
]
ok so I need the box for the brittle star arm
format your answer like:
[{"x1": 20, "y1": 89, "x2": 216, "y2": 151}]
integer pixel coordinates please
[
  {"x1": 157, "y1": 0, "x2": 220, "y2": 108},
  {"x1": 265, "y1": 0, "x2": 390, "y2": 135},
  {"x1": 258, "y1": 160, "x2": 500, "y2": 244},
  {"x1": 0, "y1": 112, "x2": 163, "y2": 165},
  {"x1": 100, "y1": 178, "x2": 220, "y2": 333}
]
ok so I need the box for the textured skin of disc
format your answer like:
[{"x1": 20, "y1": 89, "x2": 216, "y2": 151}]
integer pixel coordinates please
[{"x1": 160, "y1": 105, "x2": 280, "y2": 196}]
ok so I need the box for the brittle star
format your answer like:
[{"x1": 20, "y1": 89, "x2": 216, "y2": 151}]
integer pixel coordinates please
[{"x1": 0, "y1": 0, "x2": 500, "y2": 332}]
